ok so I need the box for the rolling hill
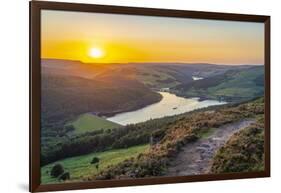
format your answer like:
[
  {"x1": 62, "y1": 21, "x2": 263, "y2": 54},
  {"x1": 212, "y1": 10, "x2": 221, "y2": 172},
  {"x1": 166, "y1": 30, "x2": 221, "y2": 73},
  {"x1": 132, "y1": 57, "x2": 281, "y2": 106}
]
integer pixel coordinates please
[
  {"x1": 41, "y1": 96, "x2": 264, "y2": 179},
  {"x1": 93, "y1": 97, "x2": 264, "y2": 180},
  {"x1": 41, "y1": 59, "x2": 265, "y2": 172},
  {"x1": 41, "y1": 73, "x2": 161, "y2": 136},
  {"x1": 42, "y1": 59, "x2": 255, "y2": 89},
  {"x1": 173, "y1": 66, "x2": 264, "y2": 102}
]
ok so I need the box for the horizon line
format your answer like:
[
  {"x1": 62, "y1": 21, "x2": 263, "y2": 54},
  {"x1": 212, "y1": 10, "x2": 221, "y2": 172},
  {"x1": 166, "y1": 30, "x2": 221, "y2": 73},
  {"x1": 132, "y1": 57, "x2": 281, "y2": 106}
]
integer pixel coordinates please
[{"x1": 41, "y1": 58, "x2": 264, "y2": 66}]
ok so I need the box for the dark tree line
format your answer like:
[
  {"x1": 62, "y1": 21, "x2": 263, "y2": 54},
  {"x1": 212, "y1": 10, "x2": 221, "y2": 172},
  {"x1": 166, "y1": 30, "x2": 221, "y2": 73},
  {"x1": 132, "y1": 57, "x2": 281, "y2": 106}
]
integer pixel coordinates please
[
  {"x1": 41, "y1": 102, "x2": 233, "y2": 166},
  {"x1": 41, "y1": 118, "x2": 174, "y2": 166}
]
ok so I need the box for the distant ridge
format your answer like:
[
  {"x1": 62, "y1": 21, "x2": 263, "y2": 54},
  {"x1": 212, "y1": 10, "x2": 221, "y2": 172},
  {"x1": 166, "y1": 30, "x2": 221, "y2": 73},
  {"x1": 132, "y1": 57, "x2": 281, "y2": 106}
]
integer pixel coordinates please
[{"x1": 41, "y1": 58, "x2": 262, "y2": 67}]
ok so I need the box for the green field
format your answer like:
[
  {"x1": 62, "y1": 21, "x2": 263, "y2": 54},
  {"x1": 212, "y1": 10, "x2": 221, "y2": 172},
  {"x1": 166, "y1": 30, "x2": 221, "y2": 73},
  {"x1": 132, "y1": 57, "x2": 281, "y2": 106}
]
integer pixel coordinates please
[
  {"x1": 68, "y1": 113, "x2": 121, "y2": 134},
  {"x1": 41, "y1": 144, "x2": 149, "y2": 184},
  {"x1": 208, "y1": 67, "x2": 264, "y2": 98},
  {"x1": 135, "y1": 67, "x2": 180, "y2": 88},
  {"x1": 176, "y1": 66, "x2": 264, "y2": 102}
]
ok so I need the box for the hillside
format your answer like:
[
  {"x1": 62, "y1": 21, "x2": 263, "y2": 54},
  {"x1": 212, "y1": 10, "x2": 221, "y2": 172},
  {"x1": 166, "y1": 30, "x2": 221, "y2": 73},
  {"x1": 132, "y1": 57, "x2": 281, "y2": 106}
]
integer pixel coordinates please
[
  {"x1": 166, "y1": 119, "x2": 255, "y2": 176},
  {"x1": 94, "y1": 63, "x2": 253, "y2": 89},
  {"x1": 41, "y1": 97, "x2": 264, "y2": 182},
  {"x1": 211, "y1": 115, "x2": 264, "y2": 173},
  {"x1": 41, "y1": 72, "x2": 162, "y2": 165},
  {"x1": 173, "y1": 66, "x2": 264, "y2": 102},
  {"x1": 42, "y1": 59, "x2": 255, "y2": 90},
  {"x1": 41, "y1": 59, "x2": 111, "y2": 79},
  {"x1": 91, "y1": 97, "x2": 264, "y2": 179},
  {"x1": 41, "y1": 59, "x2": 265, "y2": 172},
  {"x1": 41, "y1": 145, "x2": 149, "y2": 184},
  {"x1": 41, "y1": 74, "x2": 161, "y2": 137}
]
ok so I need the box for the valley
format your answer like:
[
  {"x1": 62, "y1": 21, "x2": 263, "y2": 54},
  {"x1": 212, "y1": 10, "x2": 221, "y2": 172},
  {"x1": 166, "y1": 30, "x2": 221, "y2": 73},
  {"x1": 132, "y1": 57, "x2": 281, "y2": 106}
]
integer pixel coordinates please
[
  {"x1": 40, "y1": 59, "x2": 265, "y2": 183},
  {"x1": 107, "y1": 91, "x2": 226, "y2": 125}
]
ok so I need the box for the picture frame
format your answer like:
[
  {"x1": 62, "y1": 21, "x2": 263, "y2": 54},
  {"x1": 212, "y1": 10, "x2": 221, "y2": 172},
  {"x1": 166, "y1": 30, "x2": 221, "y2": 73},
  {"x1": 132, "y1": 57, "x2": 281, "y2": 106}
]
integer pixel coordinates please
[{"x1": 30, "y1": 1, "x2": 270, "y2": 192}]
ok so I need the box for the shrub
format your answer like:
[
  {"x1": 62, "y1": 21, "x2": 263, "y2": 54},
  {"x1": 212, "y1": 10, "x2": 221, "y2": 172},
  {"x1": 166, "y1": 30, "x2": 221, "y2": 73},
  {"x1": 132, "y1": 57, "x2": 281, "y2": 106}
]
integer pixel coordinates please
[
  {"x1": 59, "y1": 172, "x2": 70, "y2": 181},
  {"x1": 211, "y1": 123, "x2": 264, "y2": 173},
  {"x1": 91, "y1": 157, "x2": 100, "y2": 164},
  {"x1": 64, "y1": 125, "x2": 75, "y2": 133},
  {"x1": 50, "y1": 163, "x2": 64, "y2": 177}
]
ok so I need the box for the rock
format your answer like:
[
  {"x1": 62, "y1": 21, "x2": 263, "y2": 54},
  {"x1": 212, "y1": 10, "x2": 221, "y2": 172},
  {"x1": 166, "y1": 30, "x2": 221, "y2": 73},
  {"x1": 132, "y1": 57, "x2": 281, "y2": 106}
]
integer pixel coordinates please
[
  {"x1": 201, "y1": 143, "x2": 211, "y2": 148},
  {"x1": 196, "y1": 147, "x2": 207, "y2": 152}
]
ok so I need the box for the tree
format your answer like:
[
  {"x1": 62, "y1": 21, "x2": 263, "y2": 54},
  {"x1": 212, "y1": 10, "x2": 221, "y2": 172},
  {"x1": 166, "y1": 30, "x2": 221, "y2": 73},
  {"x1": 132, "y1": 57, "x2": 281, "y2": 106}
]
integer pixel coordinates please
[
  {"x1": 50, "y1": 163, "x2": 64, "y2": 177},
  {"x1": 64, "y1": 125, "x2": 75, "y2": 133},
  {"x1": 91, "y1": 157, "x2": 100, "y2": 164}
]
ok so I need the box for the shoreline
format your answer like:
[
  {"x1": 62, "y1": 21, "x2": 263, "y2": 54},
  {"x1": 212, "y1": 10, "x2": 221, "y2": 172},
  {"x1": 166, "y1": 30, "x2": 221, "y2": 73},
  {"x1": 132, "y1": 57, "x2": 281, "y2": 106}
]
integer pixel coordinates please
[
  {"x1": 98, "y1": 91, "x2": 163, "y2": 118},
  {"x1": 107, "y1": 91, "x2": 227, "y2": 125},
  {"x1": 168, "y1": 89, "x2": 254, "y2": 103}
]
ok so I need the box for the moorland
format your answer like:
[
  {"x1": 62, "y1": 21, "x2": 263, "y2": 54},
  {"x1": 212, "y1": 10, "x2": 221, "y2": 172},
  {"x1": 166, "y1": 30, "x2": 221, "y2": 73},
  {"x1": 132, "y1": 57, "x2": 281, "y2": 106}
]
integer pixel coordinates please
[{"x1": 40, "y1": 59, "x2": 265, "y2": 183}]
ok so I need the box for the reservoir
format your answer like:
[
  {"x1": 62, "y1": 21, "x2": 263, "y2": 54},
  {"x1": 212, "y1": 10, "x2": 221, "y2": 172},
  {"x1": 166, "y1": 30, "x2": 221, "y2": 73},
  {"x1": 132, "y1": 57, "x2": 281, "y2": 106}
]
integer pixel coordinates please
[{"x1": 107, "y1": 92, "x2": 227, "y2": 125}]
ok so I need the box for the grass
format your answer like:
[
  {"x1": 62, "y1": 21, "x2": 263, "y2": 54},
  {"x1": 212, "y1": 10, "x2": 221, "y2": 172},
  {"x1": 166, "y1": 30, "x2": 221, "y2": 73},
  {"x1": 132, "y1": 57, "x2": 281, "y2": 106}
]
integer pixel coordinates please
[
  {"x1": 41, "y1": 144, "x2": 149, "y2": 184},
  {"x1": 95, "y1": 97, "x2": 264, "y2": 179},
  {"x1": 180, "y1": 66, "x2": 264, "y2": 102},
  {"x1": 211, "y1": 122, "x2": 264, "y2": 173},
  {"x1": 208, "y1": 67, "x2": 264, "y2": 99},
  {"x1": 197, "y1": 128, "x2": 216, "y2": 138},
  {"x1": 68, "y1": 113, "x2": 121, "y2": 134}
]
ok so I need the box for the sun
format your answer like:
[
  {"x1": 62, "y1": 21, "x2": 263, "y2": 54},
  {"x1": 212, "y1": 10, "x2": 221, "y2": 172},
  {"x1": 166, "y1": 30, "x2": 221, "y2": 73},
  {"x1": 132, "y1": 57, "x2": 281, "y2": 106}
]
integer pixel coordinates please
[{"x1": 89, "y1": 47, "x2": 104, "y2": 59}]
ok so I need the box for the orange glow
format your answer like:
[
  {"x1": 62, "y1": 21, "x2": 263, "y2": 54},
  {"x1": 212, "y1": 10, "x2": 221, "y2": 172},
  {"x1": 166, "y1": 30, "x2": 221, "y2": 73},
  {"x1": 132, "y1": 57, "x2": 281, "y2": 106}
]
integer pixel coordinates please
[{"x1": 41, "y1": 10, "x2": 264, "y2": 65}]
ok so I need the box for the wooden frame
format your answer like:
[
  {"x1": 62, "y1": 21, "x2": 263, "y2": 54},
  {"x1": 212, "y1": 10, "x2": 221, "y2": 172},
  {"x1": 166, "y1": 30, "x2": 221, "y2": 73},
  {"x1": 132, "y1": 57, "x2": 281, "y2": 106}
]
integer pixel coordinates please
[{"x1": 30, "y1": 1, "x2": 270, "y2": 192}]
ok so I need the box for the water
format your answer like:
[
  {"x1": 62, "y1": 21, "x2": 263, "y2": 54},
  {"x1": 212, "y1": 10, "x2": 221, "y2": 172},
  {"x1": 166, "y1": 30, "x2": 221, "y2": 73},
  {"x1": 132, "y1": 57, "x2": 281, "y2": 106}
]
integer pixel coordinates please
[
  {"x1": 107, "y1": 92, "x2": 226, "y2": 125},
  {"x1": 192, "y1": 76, "x2": 204, "y2": 81}
]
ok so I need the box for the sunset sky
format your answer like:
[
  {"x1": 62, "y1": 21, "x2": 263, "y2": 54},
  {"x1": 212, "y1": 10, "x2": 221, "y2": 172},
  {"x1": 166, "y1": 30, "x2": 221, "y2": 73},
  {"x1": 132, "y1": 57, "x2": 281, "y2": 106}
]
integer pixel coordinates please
[{"x1": 41, "y1": 10, "x2": 264, "y2": 65}]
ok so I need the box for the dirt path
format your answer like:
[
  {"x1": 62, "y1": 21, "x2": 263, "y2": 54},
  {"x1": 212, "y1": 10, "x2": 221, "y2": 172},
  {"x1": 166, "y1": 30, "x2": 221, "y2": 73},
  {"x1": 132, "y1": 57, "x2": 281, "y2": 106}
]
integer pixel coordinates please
[{"x1": 165, "y1": 119, "x2": 255, "y2": 176}]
